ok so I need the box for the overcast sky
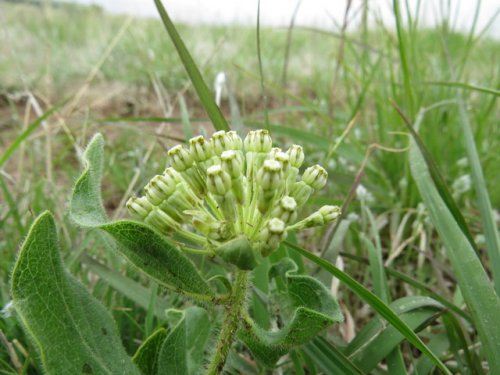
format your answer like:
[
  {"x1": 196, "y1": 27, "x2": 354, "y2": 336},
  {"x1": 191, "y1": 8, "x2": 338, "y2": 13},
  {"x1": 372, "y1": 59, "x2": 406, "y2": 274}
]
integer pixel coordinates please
[{"x1": 66, "y1": 0, "x2": 499, "y2": 38}]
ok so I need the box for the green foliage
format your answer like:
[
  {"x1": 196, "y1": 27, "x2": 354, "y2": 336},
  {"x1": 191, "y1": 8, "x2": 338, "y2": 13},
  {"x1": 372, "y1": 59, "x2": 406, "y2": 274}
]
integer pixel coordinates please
[
  {"x1": 3, "y1": 1, "x2": 500, "y2": 373},
  {"x1": 240, "y1": 258, "x2": 343, "y2": 366},
  {"x1": 158, "y1": 307, "x2": 211, "y2": 375},
  {"x1": 82, "y1": 255, "x2": 170, "y2": 318},
  {"x1": 11, "y1": 212, "x2": 140, "y2": 375},
  {"x1": 10, "y1": 133, "x2": 344, "y2": 374},
  {"x1": 153, "y1": 0, "x2": 230, "y2": 132},
  {"x1": 303, "y1": 337, "x2": 364, "y2": 375},
  {"x1": 0, "y1": 100, "x2": 69, "y2": 169},
  {"x1": 456, "y1": 97, "x2": 500, "y2": 294},
  {"x1": 409, "y1": 140, "x2": 500, "y2": 372},
  {"x1": 346, "y1": 297, "x2": 444, "y2": 373},
  {"x1": 71, "y1": 134, "x2": 214, "y2": 299},
  {"x1": 99, "y1": 221, "x2": 214, "y2": 297},
  {"x1": 70, "y1": 133, "x2": 108, "y2": 226},
  {"x1": 132, "y1": 328, "x2": 168, "y2": 374},
  {"x1": 286, "y1": 241, "x2": 452, "y2": 374}
]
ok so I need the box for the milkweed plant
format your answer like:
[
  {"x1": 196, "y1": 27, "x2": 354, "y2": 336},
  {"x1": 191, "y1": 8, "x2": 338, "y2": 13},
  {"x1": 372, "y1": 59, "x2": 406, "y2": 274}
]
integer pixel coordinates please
[{"x1": 11, "y1": 129, "x2": 344, "y2": 375}]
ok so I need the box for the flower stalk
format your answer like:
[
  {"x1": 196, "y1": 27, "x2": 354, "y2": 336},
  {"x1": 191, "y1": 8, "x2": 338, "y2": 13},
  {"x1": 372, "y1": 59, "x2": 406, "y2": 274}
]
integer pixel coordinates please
[{"x1": 206, "y1": 270, "x2": 249, "y2": 375}]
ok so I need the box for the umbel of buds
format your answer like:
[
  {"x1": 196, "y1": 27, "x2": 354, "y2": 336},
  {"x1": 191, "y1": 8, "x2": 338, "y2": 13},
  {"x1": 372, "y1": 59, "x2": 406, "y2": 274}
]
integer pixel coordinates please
[{"x1": 127, "y1": 129, "x2": 341, "y2": 269}]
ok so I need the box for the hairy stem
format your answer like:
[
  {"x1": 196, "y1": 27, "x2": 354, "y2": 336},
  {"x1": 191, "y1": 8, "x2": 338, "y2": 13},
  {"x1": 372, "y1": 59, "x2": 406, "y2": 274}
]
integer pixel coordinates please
[{"x1": 206, "y1": 270, "x2": 249, "y2": 374}]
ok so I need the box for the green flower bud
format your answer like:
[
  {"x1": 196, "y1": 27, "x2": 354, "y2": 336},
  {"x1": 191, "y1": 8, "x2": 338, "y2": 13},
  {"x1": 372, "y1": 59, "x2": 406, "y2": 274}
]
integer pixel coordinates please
[
  {"x1": 288, "y1": 205, "x2": 341, "y2": 231},
  {"x1": 189, "y1": 135, "x2": 214, "y2": 162},
  {"x1": 158, "y1": 168, "x2": 200, "y2": 213},
  {"x1": 274, "y1": 151, "x2": 290, "y2": 174},
  {"x1": 206, "y1": 221, "x2": 232, "y2": 241},
  {"x1": 185, "y1": 210, "x2": 213, "y2": 232},
  {"x1": 226, "y1": 131, "x2": 243, "y2": 150},
  {"x1": 163, "y1": 167, "x2": 183, "y2": 183},
  {"x1": 319, "y1": 205, "x2": 341, "y2": 222},
  {"x1": 212, "y1": 130, "x2": 243, "y2": 156},
  {"x1": 211, "y1": 131, "x2": 227, "y2": 155},
  {"x1": 126, "y1": 196, "x2": 152, "y2": 220},
  {"x1": 186, "y1": 210, "x2": 231, "y2": 241},
  {"x1": 268, "y1": 147, "x2": 282, "y2": 159},
  {"x1": 256, "y1": 159, "x2": 284, "y2": 213},
  {"x1": 221, "y1": 150, "x2": 243, "y2": 178},
  {"x1": 160, "y1": 180, "x2": 200, "y2": 219},
  {"x1": 259, "y1": 218, "x2": 287, "y2": 256},
  {"x1": 168, "y1": 145, "x2": 194, "y2": 172},
  {"x1": 144, "y1": 174, "x2": 177, "y2": 205},
  {"x1": 221, "y1": 150, "x2": 246, "y2": 205},
  {"x1": 244, "y1": 129, "x2": 272, "y2": 153},
  {"x1": 244, "y1": 130, "x2": 273, "y2": 186},
  {"x1": 302, "y1": 164, "x2": 328, "y2": 190},
  {"x1": 271, "y1": 196, "x2": 298, "y2": 224},
  {"x1": 256, "y1": 159, "x2": 282, "y2": 190},
  {"x1": 127, "y1": 195, "x2": 180, "y2": 233},
  {"x1": 167, "y1": 144, "x2": 206, "y2": 196},
  {"x1": 289, "y1": 181, "x2": 314, "y2": 206},
  {"x1": 287, "y1": 144, "x2": 304, "y2": 168},
  {"x1": 207, "y1": 165, "x2": 232, "y2": 196},
  {"x1": 146, "y1": 208, "x2": 179, "y2": 232}
]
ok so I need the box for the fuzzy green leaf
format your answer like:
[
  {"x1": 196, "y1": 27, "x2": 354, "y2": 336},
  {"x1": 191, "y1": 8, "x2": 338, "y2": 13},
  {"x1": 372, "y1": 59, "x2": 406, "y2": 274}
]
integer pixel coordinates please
[
  {"x1": 70, "y1": 133, "x2": 108, "y2": 226},
  {"x1": 11, "y1": 212, "x2": 140, "y2": 375},
  {"x1": 70, "y1": 134, "x2": 214, "y2": 300},
  {"x1": 133, "y1": 328, "x2": 168, "y2": 375},
  {"x1": 157, "y1": 307, "x2": 210, "y2": 375},
  {"x1": 100, "y1": 220, "x2": 214, "y2": 297},
  {"x1": 239, "y1": 259, "x2": 343, "y2": 366}
]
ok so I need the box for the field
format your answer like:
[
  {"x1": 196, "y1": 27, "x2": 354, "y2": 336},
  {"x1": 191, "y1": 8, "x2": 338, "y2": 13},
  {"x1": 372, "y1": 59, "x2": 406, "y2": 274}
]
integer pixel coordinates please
[{"x1": 1, "y1": 1, "x2": 500, "y2": 374}]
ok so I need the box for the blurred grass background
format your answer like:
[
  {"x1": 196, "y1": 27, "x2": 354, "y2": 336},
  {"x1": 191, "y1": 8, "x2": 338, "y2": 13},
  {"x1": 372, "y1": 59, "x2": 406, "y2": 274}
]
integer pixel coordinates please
[{"x1": 0, "y1": 0, "x2": 499, "y2": 373}]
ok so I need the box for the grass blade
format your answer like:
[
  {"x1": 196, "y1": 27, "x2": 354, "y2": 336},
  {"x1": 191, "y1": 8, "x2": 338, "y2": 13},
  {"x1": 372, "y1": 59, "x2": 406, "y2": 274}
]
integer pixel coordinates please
[
  {"x1": 0, "y1": 99, "x2": 68, "y2": 169},
  {"x1": 393, "y1": 104, "x2": 478, "y2": 250},
  {"x1": 409, "y1": 139, "x2": 500, "y2": 372},
  {"x1": 442, "y1": 313, "x2": 482, "y2": 374},
  {"x1": 81, "y1": 254, "x2": 170, "y2": 318},
  {"x1": 361, "y1": 203, "x2": 407, "y2": 374},
  {"x1": 393, "y1": 0, "x2": 415, "y2": 117},
  {"x1": 256, "y1": 0, "x2": 269, "y2": 128},
  {"x1": 361, "y1": 206, "x2": 389, "y2": 303},
  {"x1": 340, "y1": 252, "x2": 471, "y2": 322},
  {"x1": 457, "y1": 96, "x2": 500, "y2": 294},
  {"x1": 153, "y1": 0, "x2": 230, "y2": 132},
  {"x1": 424, "y1": 81, "x2": 500, "y2": 96},
  {"x1": 347, "y1": 297, "x2": 443, "y2": 373},
  {"x1": 178, "y1": 94, "x2": 193, "y2": 141},
  {"x1": 0, "y1": 176, "x2": 24, "y2": 234},
  {"x1": 303, "y1": 337, "x2": 364, "y2": 375},
  {"x1": 97, "y1": 116, "x2": 206, "y2": 124},
  {"x1": 285, "y1": 241, "x2": 452, "y2": 375}
]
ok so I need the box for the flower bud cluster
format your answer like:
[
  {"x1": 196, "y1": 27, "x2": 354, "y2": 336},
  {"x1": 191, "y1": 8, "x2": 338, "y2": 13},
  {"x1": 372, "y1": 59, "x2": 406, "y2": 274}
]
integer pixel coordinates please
[{"x1": 127, "y1": 129, "x2": 341, "y2": 262}]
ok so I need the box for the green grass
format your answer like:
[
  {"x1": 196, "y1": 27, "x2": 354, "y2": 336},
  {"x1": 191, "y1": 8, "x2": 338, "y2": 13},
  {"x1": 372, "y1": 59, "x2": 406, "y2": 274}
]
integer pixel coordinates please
[{"x1": 1, "y1": 0, "x2": 500, "y2": 373}]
